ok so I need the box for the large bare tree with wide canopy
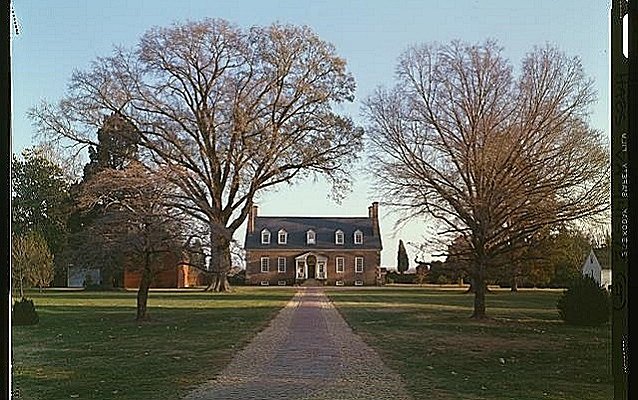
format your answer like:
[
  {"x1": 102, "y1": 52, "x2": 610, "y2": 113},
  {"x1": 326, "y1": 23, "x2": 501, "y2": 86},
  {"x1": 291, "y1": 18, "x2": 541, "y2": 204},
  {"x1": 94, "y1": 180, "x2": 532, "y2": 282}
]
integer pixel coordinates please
[
  {"x1": 364, "y1": 40, "x2": 609, "y2": 318},
  {"x1": 31, "y1": 19, "x2": 363, "y2": 291}
]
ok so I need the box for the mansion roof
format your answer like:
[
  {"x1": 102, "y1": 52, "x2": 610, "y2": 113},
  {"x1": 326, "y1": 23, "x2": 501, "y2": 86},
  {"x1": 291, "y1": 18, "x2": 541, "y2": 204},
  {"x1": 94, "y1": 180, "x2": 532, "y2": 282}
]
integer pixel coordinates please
[
  {"x1": 591, "y1": 247, "x2": 611, "y2": 270},
  {"x1": 244, "y1": 216, "x2": 382, "y2": 250}
]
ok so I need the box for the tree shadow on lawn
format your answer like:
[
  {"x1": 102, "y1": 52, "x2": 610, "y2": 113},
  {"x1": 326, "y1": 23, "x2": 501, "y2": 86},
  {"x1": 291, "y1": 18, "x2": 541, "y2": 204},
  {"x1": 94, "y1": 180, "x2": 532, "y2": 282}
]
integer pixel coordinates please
[
  {"x1": 12, "y1": 304, "x2": 288, "y2": 400},
  {"x1": 333, "y1": 300, "x2": 612, "y2": 400},
  {"x1": 22, "y1": 289, "x2": 296, "y2": 304},
  {"x1": 330, "y1": 293, "x2": 563, "y2": 320}
]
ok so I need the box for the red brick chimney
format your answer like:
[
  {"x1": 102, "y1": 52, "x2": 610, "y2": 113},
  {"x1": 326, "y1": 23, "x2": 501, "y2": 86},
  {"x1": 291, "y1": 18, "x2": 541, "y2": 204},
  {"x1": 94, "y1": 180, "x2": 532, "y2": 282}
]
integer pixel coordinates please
[
  {"x1": 248, "y1": 205, "x2": 258, "y2": 233},
  {"x1": 369, "y1": 202, "x2": 379, "y2": 236}
]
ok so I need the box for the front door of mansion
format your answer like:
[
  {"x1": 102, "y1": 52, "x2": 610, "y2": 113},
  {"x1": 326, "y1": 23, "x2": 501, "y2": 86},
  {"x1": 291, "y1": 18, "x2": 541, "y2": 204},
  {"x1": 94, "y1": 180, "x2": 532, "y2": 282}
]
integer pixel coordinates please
[{"x1": 307, "y1": 255, "x2": 316, "y2": 279}]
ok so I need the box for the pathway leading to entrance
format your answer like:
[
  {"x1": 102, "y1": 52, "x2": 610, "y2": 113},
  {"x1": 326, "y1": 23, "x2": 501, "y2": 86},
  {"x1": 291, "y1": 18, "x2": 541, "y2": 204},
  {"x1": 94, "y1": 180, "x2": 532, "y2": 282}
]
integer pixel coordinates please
[{"x1": 184, "y1": 288, "x2": 413, "y2": 400}]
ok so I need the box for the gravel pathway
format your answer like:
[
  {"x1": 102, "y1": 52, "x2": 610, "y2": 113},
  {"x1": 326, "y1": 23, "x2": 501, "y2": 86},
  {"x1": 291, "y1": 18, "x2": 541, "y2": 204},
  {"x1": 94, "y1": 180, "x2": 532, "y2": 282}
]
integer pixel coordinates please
[{"x1": 183, "y1": 287, "x2": 413, "y2": 400}]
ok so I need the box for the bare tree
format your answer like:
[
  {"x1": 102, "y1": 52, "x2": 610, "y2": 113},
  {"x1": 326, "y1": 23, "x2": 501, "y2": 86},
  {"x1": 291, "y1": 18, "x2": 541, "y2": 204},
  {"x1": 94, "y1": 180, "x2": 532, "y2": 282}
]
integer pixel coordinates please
[
  {"x1": 75, "y1": 161, "x2": 189, "y2": 320},
  {"x1": 364, "y1": 40, "x2": 609, "y2": 319},
  {"x1": 30, "y1": 19, "x2": 363, "y2": 292}
]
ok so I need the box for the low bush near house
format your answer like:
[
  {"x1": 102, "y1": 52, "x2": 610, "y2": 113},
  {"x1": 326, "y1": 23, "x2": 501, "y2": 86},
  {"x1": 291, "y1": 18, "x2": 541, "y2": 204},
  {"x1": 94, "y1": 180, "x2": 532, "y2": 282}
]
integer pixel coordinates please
[
  {"x1": 557, "y1": 275, "x2": 610, "y2": 326},
  {"x1": 386, "y1": 271, "x2": 416, "y2": 284},
  {"x1": 228, "y1": 270, "x2": 246, "y2": 285}
]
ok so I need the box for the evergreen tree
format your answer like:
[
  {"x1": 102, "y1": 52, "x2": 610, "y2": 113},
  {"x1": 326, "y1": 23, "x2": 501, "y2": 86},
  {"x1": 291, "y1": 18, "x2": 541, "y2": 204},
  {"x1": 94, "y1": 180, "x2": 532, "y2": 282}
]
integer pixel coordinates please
[
  {"x1": 397, "y1": 239, "x2": 409, "y2": 274},
  {"x1": 64, "y1": 112, "x2": 140, "y2": 288},
  {"x1": 82, "y1": 112, "x2": 139, "y2": 180}
]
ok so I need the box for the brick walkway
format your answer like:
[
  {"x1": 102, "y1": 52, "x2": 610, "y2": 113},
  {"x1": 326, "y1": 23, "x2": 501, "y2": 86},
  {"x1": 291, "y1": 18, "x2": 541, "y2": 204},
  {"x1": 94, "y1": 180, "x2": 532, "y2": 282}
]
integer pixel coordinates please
[{"x1": 184, "y1": 288, "x2": 413, "y2": 400}]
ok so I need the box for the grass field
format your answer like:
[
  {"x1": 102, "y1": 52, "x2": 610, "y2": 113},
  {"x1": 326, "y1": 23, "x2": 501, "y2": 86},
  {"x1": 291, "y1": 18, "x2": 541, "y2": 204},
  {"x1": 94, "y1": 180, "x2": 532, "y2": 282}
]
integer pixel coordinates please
[
  {"x1": 12, "y1": 286, "x2": 613, "y2": 400},
  {"x1": 11, "y1": 288, "x2": 295, "y2": 400},
  {"x1": 327, "y1": 286, "x2": 613, "y2": 400}
]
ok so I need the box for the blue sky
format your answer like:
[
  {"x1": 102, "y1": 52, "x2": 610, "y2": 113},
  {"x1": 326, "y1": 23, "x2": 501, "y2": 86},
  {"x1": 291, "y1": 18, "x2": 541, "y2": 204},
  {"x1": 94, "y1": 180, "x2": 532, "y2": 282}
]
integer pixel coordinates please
[{"x1": 11, "y1": 0, "x2": 611, "y2": 268}]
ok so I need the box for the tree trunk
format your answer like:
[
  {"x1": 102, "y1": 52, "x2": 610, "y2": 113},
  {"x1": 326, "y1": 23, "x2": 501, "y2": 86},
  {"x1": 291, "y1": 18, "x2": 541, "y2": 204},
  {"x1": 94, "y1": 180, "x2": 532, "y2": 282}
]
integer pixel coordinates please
[
  {"x1": 205, "y1": 231, "x2": 232, "y2": 292},
  {"x1": 102, "y1": 267, "x2": 117, "y2": 290},
  {"x1": 208, "y1": 271, "x2": 230, "y2": 292},
  {"x1": 136, "y1": 262, "x2": 152, "y2": 321},
  {"x1": 466, "y1": 278, "x2": 492, "y2": 295},
  {"x1": 510, "y1": 275, "x2": 518, "y2": 292},
  {"x1": 464, "y1": 278, "x2": 474, "y2": 293},
  {"x1": 471, "y1": 263, "x2": 488, "y2": 319},
  {"x1": 53, "y1": 266, "x2": 66, "y2": 287}
]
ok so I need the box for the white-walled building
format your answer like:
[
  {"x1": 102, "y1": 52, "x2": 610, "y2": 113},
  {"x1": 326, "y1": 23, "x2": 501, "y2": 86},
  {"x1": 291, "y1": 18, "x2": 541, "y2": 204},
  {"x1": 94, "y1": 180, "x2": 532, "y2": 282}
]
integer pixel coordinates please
[
  {"x1": 581, "y1": 248, "x2": 611, "y2": 290},
  {"x1": 67, "y1": 266, "x2": 102, "y2": 288}
]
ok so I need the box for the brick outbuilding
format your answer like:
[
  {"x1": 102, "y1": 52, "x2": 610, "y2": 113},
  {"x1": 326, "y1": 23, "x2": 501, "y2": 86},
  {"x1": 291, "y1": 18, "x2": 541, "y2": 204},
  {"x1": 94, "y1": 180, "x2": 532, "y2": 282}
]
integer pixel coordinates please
[{"x1": 123, "y1": 253, "x2": 206, "y2": 289}]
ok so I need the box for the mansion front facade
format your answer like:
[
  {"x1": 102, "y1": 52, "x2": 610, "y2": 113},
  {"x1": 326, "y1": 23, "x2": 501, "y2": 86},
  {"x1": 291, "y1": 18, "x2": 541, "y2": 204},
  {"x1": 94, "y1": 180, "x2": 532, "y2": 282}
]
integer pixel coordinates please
[{"x1": 244, "y1": 203, "x2": 383, "y2": 286}]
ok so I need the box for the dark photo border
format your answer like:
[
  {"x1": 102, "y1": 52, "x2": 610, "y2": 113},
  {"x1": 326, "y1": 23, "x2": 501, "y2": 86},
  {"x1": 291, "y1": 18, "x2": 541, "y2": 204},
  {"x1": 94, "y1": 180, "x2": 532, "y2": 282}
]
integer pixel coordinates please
[
  {"x1": 614, "y1": 1, "x2": 638, "y2": 399},
  {"x1": 3, "y1": 1, "x2": 637, "y2": 399},
  {"x1": 3, "y1": 1, "x2": 13, "y2": 399}
]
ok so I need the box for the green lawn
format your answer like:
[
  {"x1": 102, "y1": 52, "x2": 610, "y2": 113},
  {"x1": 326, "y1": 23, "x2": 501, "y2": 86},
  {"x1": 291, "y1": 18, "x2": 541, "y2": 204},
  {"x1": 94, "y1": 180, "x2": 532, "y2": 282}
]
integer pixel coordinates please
[
  {"x1": 327, "y1": 286, "x2": 613, "y2": 400},
  {"x1": 13, "y1": 286, "x2": 613, "y2": 400},
  {"x1": 11, "y1": 288, "x2": 295, "y2": 400}
]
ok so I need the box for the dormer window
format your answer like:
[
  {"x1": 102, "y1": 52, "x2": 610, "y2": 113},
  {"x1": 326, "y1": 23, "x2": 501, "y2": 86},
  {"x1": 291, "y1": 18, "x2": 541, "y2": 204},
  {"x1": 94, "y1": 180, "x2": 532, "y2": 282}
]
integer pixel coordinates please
[
  {"x1": 335, "y1": 230, "x2": 344, "y2": 245},
  {"x1": 354, "y1": 230, "x2": 363, "y2": 245},
  {"x1": 278, "y1": 229, "x2": 288, "y2": 245},
  {"x1": 306, "y1": 230, "x2": 316, "y2": 245},
  {"x1": 261, "y1": 229, "x2": 271, "y2": 245}
]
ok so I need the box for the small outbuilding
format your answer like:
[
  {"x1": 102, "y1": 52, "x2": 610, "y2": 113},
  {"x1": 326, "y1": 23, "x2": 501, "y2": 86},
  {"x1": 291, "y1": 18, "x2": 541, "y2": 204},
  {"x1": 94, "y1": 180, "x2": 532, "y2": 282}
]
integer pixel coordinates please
[
  {"x1": 67, "y1": 266, "x2": 102, "y2": 288},
  {"x1": 124, "y1": 252, "x2": 207, "y2": 289},
  {"x1": 581, "y1": 248, "x2": 611, "y2": 290}
]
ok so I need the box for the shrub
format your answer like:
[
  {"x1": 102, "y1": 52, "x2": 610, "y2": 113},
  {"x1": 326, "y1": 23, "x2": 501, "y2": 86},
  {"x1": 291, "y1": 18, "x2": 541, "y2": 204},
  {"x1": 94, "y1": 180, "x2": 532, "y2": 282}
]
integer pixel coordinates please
[
  {"x1": 81, "y1": 274, "x2": 103, "y2": 291},
  {"x1": 385, "y1": 271, "x2": 416, "y2": 284},
  {"x1": 12, "y1": 298, "x2": 39, "y2": 326},
  {"x1": 557, "y1": 275, "x2": 610, "y2": 326},
  {"x1": 415, "y1": 268, "x2": 429, "y2": 284},
  {"x1": 228, "y1": 270, "x2": 246, "y2": 285}
]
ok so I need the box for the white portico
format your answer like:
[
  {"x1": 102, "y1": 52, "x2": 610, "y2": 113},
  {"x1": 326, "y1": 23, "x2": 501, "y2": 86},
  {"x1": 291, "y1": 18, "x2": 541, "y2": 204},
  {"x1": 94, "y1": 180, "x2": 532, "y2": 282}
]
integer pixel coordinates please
[{"x1": 295, "y1": 252, "x2": 328, "y2": 281}]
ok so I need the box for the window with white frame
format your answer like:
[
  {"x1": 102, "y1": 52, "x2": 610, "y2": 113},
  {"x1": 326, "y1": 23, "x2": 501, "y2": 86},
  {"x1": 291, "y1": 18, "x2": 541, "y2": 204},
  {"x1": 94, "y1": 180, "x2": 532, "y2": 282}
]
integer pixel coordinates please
[
  {"x1": 278, "y1": 257, "x2": 286, "y2": 273},
  {"x1": 354, "y1": 230, "x2": 363, "y2": 244},
  {"x1": 260, "y1": 257, "x2": 270, "y2": 272},
  {"x1": 306, "y1": 230, "x2": 316, "y2": 244},
  {"x1": 317, "y1": 262, "x2": 326, "y2": 279},
  {"x1": 335, "y1": 230, "x2": 344, "y2": 245},
  {"x1": 296, "y1": 260, "x2": 305, "y2": 279},
  {"x1": 355, "y1": 257, "x2": 364, "y2": 273},
  {"x1": 336, "y1": 257, "x2": 345, "y2": 273},
  {"x1": 278, "y1": 229, "x2": 288, "y2": 244},
  {"x1": 261, "y1": 229, "x2": 271, "y2": 244}
]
